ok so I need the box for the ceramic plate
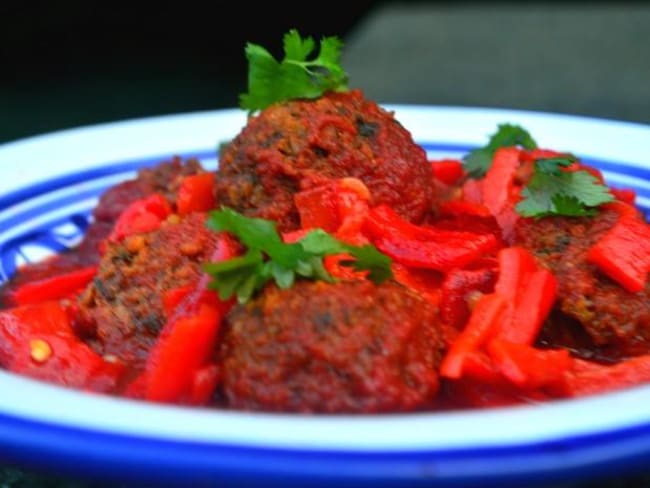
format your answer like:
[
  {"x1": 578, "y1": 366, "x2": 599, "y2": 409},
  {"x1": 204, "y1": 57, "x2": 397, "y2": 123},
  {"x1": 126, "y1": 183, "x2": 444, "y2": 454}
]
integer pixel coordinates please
[{"x1": 0, "y1": 106, "x2": 649, "y2": 487}]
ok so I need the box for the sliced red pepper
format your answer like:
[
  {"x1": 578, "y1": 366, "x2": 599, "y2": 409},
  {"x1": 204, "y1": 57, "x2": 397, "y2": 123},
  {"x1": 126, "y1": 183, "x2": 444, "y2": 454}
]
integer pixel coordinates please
[
  {"x1": 0, "y1": 301, "x2": 123, "y2": 392},
  {"x1": 145, "y1": 296, "x2": 225, "y2": 404},
  {"x1": 494, "y1": 246, "x2": 537, "y2": 298},
  {"x1": 294, "y1": 181, "x2": 340, "y2": 232},
  {"x1": 294, "y1": 177, "x2": 370, "y2": 242},
  {"x1": 481, "y1": 147, "x2": 521, "y2": 241},
  {"x1": 503, "y1": 269, "x2": 557, "y2": 344},
  {"x1": 107, "y1": 193, "x2": 172, "y2": 243},
  {"x1": 6, "y1": 265, "x2": 97, "y2": 307},
  {"x1": 439, "y1": 266, "x2": 498, "y2": 329},
  {"x1": 176, "y1": 173, "x2": 216, "y2": 216},
  {"x1": 461, "y1": 178, "x2": 483, "y2": 204},
  {"x1": 162, "y1": 284, "x2": 195, "y2": 317},
  {"x1": 189, "y1": 363, "x2": 221, "y2": 405},
  {"x1": 587, "y1": 214, "x2": 650, "y2": 293},
  {"x1": 439, "y1": 293, "x2": 508, "y2": 379},
  {"x1": 493, "y1": 247, "x2": 557, "y2": 345},
  {"x1": 520, "y1": 148, "x2": 565, "y2": 162},
  {"x1": 462, "y1": 350, "x2": 503, "y2": 384},
  {"x1": 363, "y1": 205, "x2": 498, "y2": 271},
  {"x1": 430, "y1": 159, "x2": 465, "y2": 186},
  {"x1": 610, "y1": 187, "x2": 636, "y2": 205},
  {"x1": 559, "y1": 355, "x2": 650, "y2": 397},
  {"x1": 391, "y1": 262, "x2": 443, "y2": 306},
  {"x1": 487, "y1": 339, "x2": 573, "y2": 391},
  {"x1": 438, "y1": 199, "x2": 492, "y2": 218},
  {"x1": 142, "y1": 233, "x2": 239, "y2": 404}
]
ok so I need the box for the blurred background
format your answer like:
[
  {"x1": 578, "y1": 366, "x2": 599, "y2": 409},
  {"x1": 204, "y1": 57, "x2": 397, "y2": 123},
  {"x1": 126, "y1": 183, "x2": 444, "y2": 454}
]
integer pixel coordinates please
[{"x1": 2, "y1": 1, "x2": 649, "y2": 145}]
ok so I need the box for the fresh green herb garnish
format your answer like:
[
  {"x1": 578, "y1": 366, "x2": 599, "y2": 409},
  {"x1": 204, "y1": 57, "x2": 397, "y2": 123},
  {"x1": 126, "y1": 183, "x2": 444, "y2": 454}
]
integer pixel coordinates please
[
  {"x1": 239, "y1": 29, "x2": 349, "y2": 113},
  {"x1": 204, "y1": 208, "x2": 392, "y2": 303},
  {"x1": 464, "y1": 123, "x2": 538, "y2": 178},
  {"x1": 515, "y1": 156, "x2": 614, "y2": 217}
]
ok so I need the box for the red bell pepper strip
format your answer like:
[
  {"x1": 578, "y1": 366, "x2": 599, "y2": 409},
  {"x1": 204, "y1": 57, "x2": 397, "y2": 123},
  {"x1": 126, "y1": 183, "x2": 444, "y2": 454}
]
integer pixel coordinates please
[
  {"x1": 520, "y1": 148, "x2": 565, "y2": 162},
  {"x1": 189, "y1": 364, "x2": 221, "y2": 405},
  {"x1": 439, "y1": 267, "x2": 498, "y2": 329},
  {"x1": 481, "y1": 147, "x2": 521, "y2": 242},
  {"x1": 494, "y1": 246, "x2": 537, "y2": 298},
  {"x1": 440, "y1": 293, "x2": 508, "y2": 379},
  {"x1": 391, "y1": 263, "x2": 442, "y2": 306},
  {"x1": 587, "y1": 214, "x2": 650, "y2": 293},
  {"x1": 294, "y1": 177, "x2": 370, "y2": 241},
  {"x1": 487, "y1": 339, "x2": 573, "y2": 391},
  {"x1": 107, "y1": 193, "x2": 172, "y2": 243},
  {"x1": 610, "y1": 187, "x2": 636, "y2": 205},
  {"x1": 294, "y1": 181, "x2": 341, "y2": 232},
  {"x1": 438, "y1": 199, "x2": 492, "y2": 218},
  {"x1": 6, "y1": 265, "x2": 97, "y2": 307},
  {"x1": 559, "y1": 355, "x2": 650, "y2": 397},
  {"x1": 461, "y1": 178, "x2": 483, "y2": 204},
  {"x1": 363, "y1": 205, "x2": 498, "y2": 271},
  {"x1": 431, "y1": 159, "x2": 465, "y2": 186},
  {"x1": 0, "y1": 301, "x2": 123, "y2": 392},
  {"x1": 142, "y1": 233, "x2": 239, "y2": 404},
  {"x1": 176, "y1": 173, "x2": 216, "y2": 216},
  {"x1": 493, "y1": 247, "x2": 558, "y2": 345},
  {"x1": 461, "y1": 350, "x2": 503, "y2": 384},
  {"x1": 503, "y1": 269, "x2": 557, "y2": 344}
]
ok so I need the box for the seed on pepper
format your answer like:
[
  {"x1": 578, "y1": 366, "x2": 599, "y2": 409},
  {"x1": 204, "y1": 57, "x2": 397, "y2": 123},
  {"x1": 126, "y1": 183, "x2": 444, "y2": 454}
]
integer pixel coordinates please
[{"x1": 30, "y1": 338, "x2": 52, "y2": 363}]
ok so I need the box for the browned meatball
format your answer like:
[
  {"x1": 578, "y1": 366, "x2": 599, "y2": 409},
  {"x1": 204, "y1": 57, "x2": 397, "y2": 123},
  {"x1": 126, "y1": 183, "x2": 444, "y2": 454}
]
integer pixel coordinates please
[
  {"x1": 515, "y1": 209, "x2": 650, "y2": 359},
  {"x1": 76, "y1": 213, "x2": 221, "y2": 368},
  {"x1": 0, "y1": 157, "x2": 205, "y2": 307},
  {"x1": 215, "y1": 89, "x2": 433, "y2": 232},
  {"x1": 219, "y1": 280, "x2": 444, "y2": 413}
]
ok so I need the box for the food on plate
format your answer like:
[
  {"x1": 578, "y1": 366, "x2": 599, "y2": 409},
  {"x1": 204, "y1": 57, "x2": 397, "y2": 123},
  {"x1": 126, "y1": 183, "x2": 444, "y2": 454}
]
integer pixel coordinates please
[
  {"x1": 219, "y1": 279, "x2": 443, "y2": 413},
  {"x1": 1, "y1": 30, "x2": 650, "y2": 413},
  {"x1": 216, "y1": 89, "x2": 433, "y2": 232}
]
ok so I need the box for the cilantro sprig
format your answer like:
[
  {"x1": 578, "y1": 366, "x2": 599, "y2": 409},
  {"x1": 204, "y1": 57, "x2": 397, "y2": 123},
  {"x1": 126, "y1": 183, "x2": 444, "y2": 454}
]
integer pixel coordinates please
[
  {"x1": 239, "y1": 29, "x2": 349, "y2": 113},
  {"x1": 464, "y1": 124, "x2": 538, "y2": 178},
  {"x1": 515, "y1": 156, "x2": 614, "y2": 217},
  {"x1": 204, "y1": 208, "x2": 392, "y2": 304}
]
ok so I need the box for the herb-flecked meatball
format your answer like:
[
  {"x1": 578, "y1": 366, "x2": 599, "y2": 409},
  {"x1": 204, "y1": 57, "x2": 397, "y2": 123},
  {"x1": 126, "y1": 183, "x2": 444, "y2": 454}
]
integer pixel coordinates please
[
  {"x1": 76, "y1": 213, "x2": 221, "y2": 368},
  {"x1": 219, "y1": 280, "x2": 444, "y2": 413},
  {"x1": 215, "y1": 89, "x2": 433, "y2": 232},
  {"x1": 515, "y1": 209, "x2": 650, "y2": 360}
]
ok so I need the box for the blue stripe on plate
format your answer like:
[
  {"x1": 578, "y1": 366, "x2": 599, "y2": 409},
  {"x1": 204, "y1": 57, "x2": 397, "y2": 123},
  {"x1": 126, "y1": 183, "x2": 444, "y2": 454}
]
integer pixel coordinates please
[
  {"x1": 0, "y1": 408, "x2": 650, "y2": 487},
  {"x1": 0, "y1": 150, "x2": 215, "y2": 211},
  {"x1": 0, "y1": 211, "x2": 91, "y2": 279}
]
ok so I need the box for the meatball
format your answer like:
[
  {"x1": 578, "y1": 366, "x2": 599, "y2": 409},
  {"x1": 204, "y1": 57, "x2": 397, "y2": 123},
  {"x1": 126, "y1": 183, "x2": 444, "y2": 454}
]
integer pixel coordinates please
[
  {"x1": 215, "y1": 89, "x2": 433, "y2": 232},
  {"x1": 515, "y1": 209, "x2": 650, "y2": 359},
  {"x1": 219, "y1": 280, "x2": 444, "y2": 413},
  {"x1": 0, "y1": 156, "x2": 205, "y2": 307},
  {"x1": 77, "y1": 213, "x2": 221, "y2": 367}
]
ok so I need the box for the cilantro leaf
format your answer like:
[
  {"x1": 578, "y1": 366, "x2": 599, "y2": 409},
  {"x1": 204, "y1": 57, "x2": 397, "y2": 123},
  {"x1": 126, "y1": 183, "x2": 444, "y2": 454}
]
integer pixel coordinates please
[
  {"x1": 515, "y1": 156, "x2": 614, "y2": 218},
  {"x1": 204, "y1": 208, "x2": 392, "y2": 303},
  {"x1": 239, "y1": 29, "x2": 349, "y2": 112},
  {"x1": 341, "y1": 244, "x2": 393, "y2": 283},
  {"x1": 464, "y1": 123, "x2": 538, "y2": 178}
]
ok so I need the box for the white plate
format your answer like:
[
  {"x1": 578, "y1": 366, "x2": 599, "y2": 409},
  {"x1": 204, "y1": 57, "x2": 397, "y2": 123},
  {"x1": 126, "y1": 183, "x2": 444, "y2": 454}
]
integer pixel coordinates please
[{"x1": 0, "y1": 106, "x2": 649, "y2": 487}]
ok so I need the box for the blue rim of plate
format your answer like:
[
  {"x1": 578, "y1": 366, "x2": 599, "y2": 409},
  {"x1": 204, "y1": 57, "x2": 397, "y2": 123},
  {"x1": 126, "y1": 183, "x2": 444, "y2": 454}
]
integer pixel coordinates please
[{"x1": 1, "y1": 109, "x2": 650, "y2": 486}]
